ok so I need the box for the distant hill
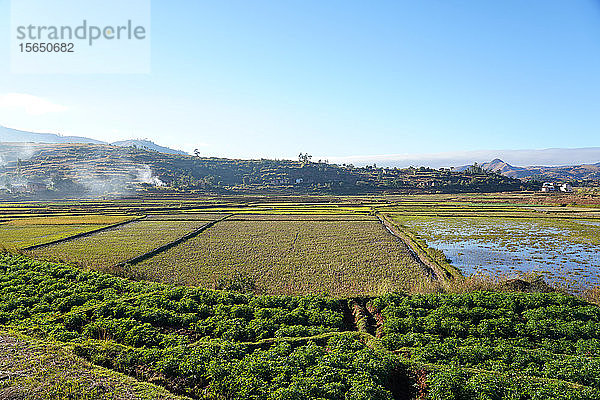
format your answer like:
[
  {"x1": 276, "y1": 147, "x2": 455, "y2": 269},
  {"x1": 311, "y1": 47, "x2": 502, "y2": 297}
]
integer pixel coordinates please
[
  {"x1": 0, "y1": 125, "x2": 103, "y2": 144},
  {"x1": 480, "y1": 159, "x2": 530, "y2": 177},
  {"x1": 111, "y1": 139, "x2": 188, "y2": 155},
  {"x1": 0, "y1": 126, "x2": 187, "y2": 156},
  {"x1": 0, "y1": 142, "x2": 526, "y2": 198},
  {"x1": 478, "y1": 158, "x2": 600, "y2": 181},
  {"x1": 331, "y1": 147, "x2": 600, "y2": 169}
]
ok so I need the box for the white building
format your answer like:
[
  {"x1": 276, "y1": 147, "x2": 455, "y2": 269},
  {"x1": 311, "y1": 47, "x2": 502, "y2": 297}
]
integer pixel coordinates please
[
  {"x1": 541, "y1": 182, "x2": 555, "y2": 192},
  {"x1": 559, "y1": 183, "x2": 573, "y2": 193}
]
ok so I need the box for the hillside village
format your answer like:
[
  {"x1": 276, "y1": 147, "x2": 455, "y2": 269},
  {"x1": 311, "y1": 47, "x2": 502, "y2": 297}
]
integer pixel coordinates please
[{"x1": 0, "y1": 142, "x2": 528, "y2": 198}]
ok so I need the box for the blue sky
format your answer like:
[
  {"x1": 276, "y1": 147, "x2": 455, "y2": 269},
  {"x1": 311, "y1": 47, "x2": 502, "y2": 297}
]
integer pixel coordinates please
[{"x1": 1, "y1": 1, "x2": 599, "y2": 161}]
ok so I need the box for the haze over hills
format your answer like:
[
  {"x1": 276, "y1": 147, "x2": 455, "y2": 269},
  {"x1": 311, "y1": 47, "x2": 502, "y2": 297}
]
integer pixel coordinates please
[
  {"x1": 328, "y1": 148, "x2": 600, "y2": 169},
  {"x1": 0, "y1": 125, "x2": 103, "y2": 144},
  {"x1": 477, "y1": 158, "x2": 600, "y2": 181},
  {"x1": 0, "y1": 142, "x2": 525, "y2": 198},
  {"x1": 110, "y1": 139, "x2": 188, "y2": 156},
  {"x1": 477, "y1": 159, "x2": 529, "y2": 176},
  {"x1": 0, "y1": 126, "x2": 187, "y2": 156},
  {"x1": 1, "y1": 126, "x2": 599, "y2": 182}
]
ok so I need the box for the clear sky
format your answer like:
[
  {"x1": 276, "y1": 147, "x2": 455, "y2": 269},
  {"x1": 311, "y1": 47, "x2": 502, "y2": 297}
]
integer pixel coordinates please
[{"x1": 1, "y1": 0, "x2": 599, "y2": 161}]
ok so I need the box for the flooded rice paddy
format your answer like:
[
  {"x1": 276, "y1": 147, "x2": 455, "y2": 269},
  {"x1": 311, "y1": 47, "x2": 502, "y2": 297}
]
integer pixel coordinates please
[{"x1": 391, "y1": 215, "x2": 600, "y2": 291}]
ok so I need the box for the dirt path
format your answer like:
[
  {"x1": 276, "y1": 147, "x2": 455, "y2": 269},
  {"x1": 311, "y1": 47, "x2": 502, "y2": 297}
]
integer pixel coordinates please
[
  {"x1": 349, "y1": 298, "x2": 378, "y2": 335},
  {"x1": 376, "y1": 214, "x2": 439, "y2": 281}
]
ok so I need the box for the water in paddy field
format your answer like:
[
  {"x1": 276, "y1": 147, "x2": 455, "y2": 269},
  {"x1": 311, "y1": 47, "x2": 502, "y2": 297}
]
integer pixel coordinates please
[
  {"x1": 575, "y1": 220, "x2": 600, "y2": 228},
  {"x1": 400, "y1": 217, "x2": 600, "y2": 291}
]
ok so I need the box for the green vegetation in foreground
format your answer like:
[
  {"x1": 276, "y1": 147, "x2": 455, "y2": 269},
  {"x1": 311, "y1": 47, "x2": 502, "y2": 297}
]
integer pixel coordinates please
[
  {"x1": 0, "y1": 330, "x2": 188, "y2": 399},
  {"x1": 1, "y1": 253, "x2": 600, "y2": 399}
]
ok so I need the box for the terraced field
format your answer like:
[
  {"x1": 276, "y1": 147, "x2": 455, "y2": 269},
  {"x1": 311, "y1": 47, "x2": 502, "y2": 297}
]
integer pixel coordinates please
[
  {"x1": 229, "y1": 213, "x2": 374, "y2": 221},
  {"x1": 144, "y1": 213, "x2": 228, "y2": 221},
  {"x1": 29, "y1": 219, "x2": 216, "y2": 268},
  {"x1": 4, "y1": 194, "x2": 599, "y2": 297},
  {"x1": 0, "y1": 215, "x2": 132, "y2": 249},
  {"x1": 2, "y1": 195, "x2": 600, "y2": 399},
  {"x1": 198, "y1": 205, "x2": 374, "y2": 215},
  {"x1": 135, "y1": 217, "x2": 431, "y2": 296}
]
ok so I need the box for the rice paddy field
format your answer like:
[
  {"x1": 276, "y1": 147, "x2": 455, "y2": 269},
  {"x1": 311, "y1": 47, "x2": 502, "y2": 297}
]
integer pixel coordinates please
[
  {"x1": 385, "y1": 198, "x2": 600, "y2": 291},
  {"x1": 28, "y1": 218, "x2": 217, "y2": 268},
  {"x1": 2, "y1": 194, "x2": 600, "y2": 399},
  {"x1": 134, "y1": 216, "x2": 429, "y2": 296},
  {"x1": 144, "y1": 213, "x2": 228, "y2": 221},
  {"x1": 0, "y1": 215, "x2": 133, "y2": 249},
  {"x1": 1, "y1": 192, "x2": 599, "y2": 295}
]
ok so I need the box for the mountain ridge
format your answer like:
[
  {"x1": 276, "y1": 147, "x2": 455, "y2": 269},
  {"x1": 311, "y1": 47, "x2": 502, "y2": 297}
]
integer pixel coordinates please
[
  {"x1": 111, "y1": 139, "x2": 188, "y2": 155},
  {"x1": 0, "y1": 125, "x2": 103, "y2": 144},
  {"x1": 0, "y1": 142, "x2": 526, "y2": 198},
  {"x1": 478, "y1": 158, "x2": 600, "y2": 181},
  {"x1": 2, "y1": 126, "x2": 599, "y2": 181},
  {"x1": 0, "y1": 126, "x2": 187, "y2": 156}
]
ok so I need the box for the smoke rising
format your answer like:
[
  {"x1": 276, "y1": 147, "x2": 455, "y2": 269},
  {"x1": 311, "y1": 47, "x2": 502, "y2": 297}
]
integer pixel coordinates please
[
  {"x1": 0, "y1": 143, "x2": 165, "y2": 198},
  {"x1": 135, "y1": 165, "x2": 164, "y2": 186}
]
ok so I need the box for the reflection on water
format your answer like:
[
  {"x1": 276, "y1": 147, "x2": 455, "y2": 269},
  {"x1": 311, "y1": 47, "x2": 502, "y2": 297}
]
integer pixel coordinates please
[
  {"x1": 575, "y1": 220, "x2": 600, "y2": 228},
  {"x1": 399, "y1": 217, "x2": 600, "y2": 291}
]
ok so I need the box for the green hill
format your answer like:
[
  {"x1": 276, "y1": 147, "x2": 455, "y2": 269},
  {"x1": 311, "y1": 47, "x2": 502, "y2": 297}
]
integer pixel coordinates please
[{"x1": 0, "y1": 142, "x2": 527, "y2": 198}]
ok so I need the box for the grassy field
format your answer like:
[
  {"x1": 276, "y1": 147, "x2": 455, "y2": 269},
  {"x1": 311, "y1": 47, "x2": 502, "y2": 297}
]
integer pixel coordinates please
[
  {"x1": 144, "y1": 213, "x2": 229, "y2": 221},
  {"x1": 0, "y1": 215, "x2": 133, "y2": 250},
  {"x1": 0, "y1": 193, "x2": 597, "y2": 296},
  {"x1": 29, "y1": 219, "x2": 214, "y2": 269},
  {"x1": 228, "y1": 213, "x2": 376, "y2": 221},
  {"x1": 135, "y1": 217, "x2": 432, "y2": 296},
  {"x1": 4, "y1": 215, "x2": 133, "y2": 225},
  {"x1": 1, "y1": 224, "x2": 106, "y2": 250}
]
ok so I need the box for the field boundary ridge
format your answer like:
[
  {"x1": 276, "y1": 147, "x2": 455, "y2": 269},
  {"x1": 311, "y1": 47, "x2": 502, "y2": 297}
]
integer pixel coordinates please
[
  {"x1": 376, "y1": 212, "x2": 461, "y2": 283},
  {"x1": 113, "y1": 214, "x2": 234, "y2": 268},
  {"x1": 22, "y1": 216, "x2": 145, "y2": 251}
]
